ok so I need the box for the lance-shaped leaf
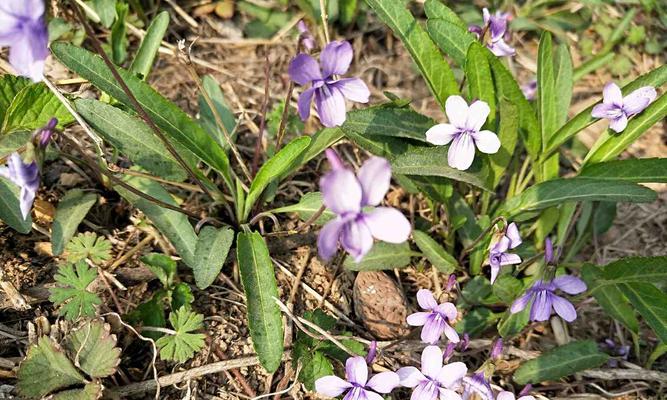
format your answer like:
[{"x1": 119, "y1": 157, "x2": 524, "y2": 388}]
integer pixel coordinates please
[
  {"x1": 130, "y1": 11, "x2": 169, "y2": 80},
  {"x1": 268, "y1": 192, "x2": 335, "y2": 225},
  {"x1": 424, "y1": 0, "x2": 466, "y2": 28},
  {"x1": 51, "y1": 190, "x2": 98, "y2": 256},
  {"x1": 586, "y1": 256, "x2": 667, "y2": 291},
  {"x1": 490, "y1": 100, "x2": 519, "y2": 187},
  {"x1": 580, "y1": 158, "x2": 667, "y2": 183},
  {"x1": 198, "y1": 75, "x2": 236, "y2": 148},
  {"x1": 0, "y1": 177, "x2": 32, "y2": 233},
  {"x1": 465, "y1": 42, "x2": 495, "y2": 127},
  {"x1": 49, "y1": 262, "x2": 102, "y2": 321},
  {"x1": 619, "y1": 283, "x2": 667, "y2": 344},
  {"x1": 514, "y1": 341, "x2": 609, "y2": 384},
  {"x1": 413, "y1": 230, "x2": 459, "y2": 274},
  {"x1": 344, "y1": 242, "x2": 419, "y2": 271},
  {"x1": 237, "y1": 231, "x2": 284, "y2": 372},
  {"x1": 365, "y1": 0, "x2": 459, "y2": 108},
  {"x1": 156, "y1": 307, "x2": 206, "y2": 363},
  {"x1": 537, "y1": 31, "x2": 558, "y2": 181},
  {"x1": 582, "y1": 264, "x2": 639, "y2": 334},
  {"x1": 193, "y1": 226, "x2": 234, "y2": 289},
  {"x1": 65, "y1": 320, "x2": 121, "y2": 378},
  {"x1": 426, "y1": 18, "x2": 475, "y2": 66},
  {"x1": 342, "y1": 106, "x2": 434, "y2": 142}
]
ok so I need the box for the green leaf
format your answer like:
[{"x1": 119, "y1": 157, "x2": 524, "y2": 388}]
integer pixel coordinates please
[
  {"x1": 198, "y1": 75, "x2": 236, "y2": 148},
  {"x1": 0, "y1": 176, "x2": 32, "y2": 233},
  {"x1": 391, "y1": 146, "x2": 492, "y2": 191},
  {"x1": 92, "y1": 0, "x2": 118, "y2": 27},
  {"x1": 342, "y1": 106, "x2": 433, "y2": 142},
  {"x1": 65, "y1": 320, "x2": 121, "y2": 378},
  {"x1": 269, "y1": 192, "x2": 335, "y2": 225},
  {"x1": 580, "y1": 158, "x2": 667, "y2": 183},
  {"x1": 171, "y1": 282, "x2": 194, "y2": 311},
  {"x1": 537, "y1": 32, "x2": 558, "y2": 181},
  {"x1": 284, "y1": 126, "x2": 344, "y2": 177},
  {"x1": 339, "y1": 0, "x2": 358, "y2": 26},
  {"x1": 76, "y1": 99, "x2": 189, "y2": 181},
  {"x1": 0, "y1": 130, "x2": 31, "y2": 158},
  {"x1": 50, "y1": 383, "x2": 103, "y2": 400},
  {"x1": 243, "y1": 136, "x2": 311, "y2": 221},
  {"x1": 344, "y1": 242, "x2": 418, "y2": 271},
  {"x1": 156, "y1": 307, "x2": 206, "y2": 363},
  {"x1": 127, "y1": 291, "x2": 167, "y2": 340},
  {"x1": 65, "y1": 232, "x2": 112, "y2": 264},
  {"x1": 193, "y1": 226, "x2": 234, "y2": 289},
  {"x1": 17, "y1": 337, "x2": 85, "y2": 399},
  {"x1": 455, "y1": 307, "x2": 500, "y2": 337},
  {"x1": 465, "y1": 42, "x2": 495, "y2": 127},
  {"x1": 0, "y1": 75, "x2": 31, "y2": 123},
  {"x1": 49, "y1": 262, "x2": 102, "y2": 321},
  {"x1": 587, "y1": 256, "x2": 667, "y2": 290},
  {"x1": 490, "y1": 99, "x2": 519, "y2": 187},
  {"x1": 51, "y1": 190, "x2": 98, "y2": 256},
  {"x1": 498, "y1": 178, "x2": 657, "y2": 218},
  {"x1": 236, "y1": 231, "x2": 284, "y2": 372},
  {"x1": 413, "y1": 230, "x2": 459, "y2": 274},
  {"x1": 116, "y1": 175, "x2": 198, "y2": 268},
  {"x1": 130, "y1": 11, "x2": 169, "y2": 80},
  {"x1": 584, "y1": 92, "x2": 667, "y2": 165},
  {"x1": 426, "y1": 18, "x2": 475, "y2": 66},
  {"x1": 553, "y1": 44, "x2": 573, "y2": 129},
  {"x1": 141, "y1": 253, "x2": 177, "y2": 288},
  {"x1": 51, "y1": 43, "x2": 234, "y2": 191},
  {"x1": 619, "y1": 283, "x2": 667, "y2": 344},
  {"x1": 492, "y1": 275, "x2": 523, "y2": 304},
  {"x1": 110, "y1": 2, "x2": 128, "y2": 64},
  {"x1": 365, "y1": 0, "x2": 459, "y2": 108},
  {"x1": 424, "y1": 0, "x2": 465, "y2": 28},
  {"x1": 497, "y1": 307, "x2": 530, "y2": 338},
  {"x1": 545, "y1": 65, "x2": 667, "y2": 157},
  {"x1": 514, "y1": 340, "x2": 609, "y2": 384},
  {"x1": 2, "y1": 83, "x2": 74, "y2": 133},
  {"x1": 582, "y1": 264, "x2": 639, "y2": 333},
  {"x1": 297, "y1": 351, "x2": 334, "y2": 390}
]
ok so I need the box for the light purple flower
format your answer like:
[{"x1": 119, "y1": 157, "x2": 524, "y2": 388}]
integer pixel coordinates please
[
  {"x1": 487, "y1": 223, "x2": 522, "y2": 284},
  {"x1": 497, "y1": 391, "x2": 535, "y2": 400},
  {"x1": 0, "y1": 152, "x2": 40, "y2": 219},
  {"x1": 0, "y1": 0, "x2": 49, "y2": 82},
  {"x1": 469, "y1": 8, "x2": 515, "y2": 57},
  {"x1": 365, "y1": 341, "x2": 378, "y2": 364},
  {"x1": 407, "y1": 289, "x2": 459, "y2": 344},
  {"x1": 318, "y1": 149, "x2": 411, "y2": 262},
  {"x1": 297, "y1": 20, "x2": 315, "y2": 51},
  {"x1": 288, "y1": 41, "x2": 370, "y2": 127},
  {"x1": 462, "y1": 373, "x2": 494, "y2": 400},
  {"x1": 510, "y1": 275, "x2": 587, "y2": 322},
  {"x1": 33, "y1": 117, "x2": 57, "y2": 149},
  {"x1": 315, "y1": 356, "x2": 399, "y2": 400},
  {"x1": 591, "y1": 82, "x2": 657, "y2": 133},
  {"x1": 544, "y1": 237, "x2": 555, "y2": 266},
  {"x1": 521, "y1": 79, "x2": 537, "y2": 101},
  {"x1": 425, "y1": 96, "x2": 500, "y2": 171},
  {"x1": 397, "y1": 345, "x2": 467, "y2": 400},
  {"x1": 490, "y1": 339, "x2": 503, "y2": 360}
]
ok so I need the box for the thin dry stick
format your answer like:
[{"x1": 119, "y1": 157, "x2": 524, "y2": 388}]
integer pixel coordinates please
[
  {"x1": 108, "y1": 165, "x2": 203, "y2": 193},
  {"x1": 206, "y1": 336, "x2": 257, "y2": 398},
  {"x1": 70, "y1": 2, "x2": 215, "y2": 199},
  {"x1": 262, "y1": 205, "x2": 327, "y2": 236},
  {"x1": 317, "y1": 250, "x2": 346, "y2": 308},
  {"x1": 109, "y1": 234, "x2": 156, "y2": 270},
  {"x1": 252, "y1": 52, "x2": 271, "y2": 175}
]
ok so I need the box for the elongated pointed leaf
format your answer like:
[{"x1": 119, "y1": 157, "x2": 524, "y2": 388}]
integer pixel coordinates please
[
  {"x1": 269, "y1": 192, "x2": 335, "y2": 224},
  {"x1": 343, "y1": 106, "x2": 433, "y2": 142},
  {"x1": 344, "y1": 242, "x2": 418, "y2": 271},
  {"x1": 130, "y1": 11, "x2": 169, "y2": 80},
  {"x1": 513, "y1": 340, "x2": 609, "y2": 384},
  {"x1": 193, "y1": 226, "x2": 234, "y2": 289},
  {"x1": 424, "y1": 0, "x2": 465, "y2": 28},
  {"x1": 490, "y1": 100, "x2": 519, "y2": 187},
  {"x1": 198, "y1": 75, "x2": 236, "y2": 148},
  {"x1": 553, "y1": 44, "x2": 573, "y2": 128},
  {"x1": 586, "y1": 256, "x2": 667, "y2": 291},
  {"x1": 619, "y1": 283, "x2": 667, "y2": 344},
  {"x1": 413, "y1": 230, "x2": 458, "y2": 274},
  {"x1": 582, "y1": 264, "x2": 639, "y2": 333},
  {"x1": 365, "y1": 0, "x2": 459, "y2": 108},
  {"x1": 237, "y1": 231, "x2": 284, "y2": 372},
  {"x1": 52, "y1": 190, "x2": 98, "y2": 256},
  {"x1": 426, "y1": 18, "x2": 475, "y2": 66},
  {"x1": 465, "y1": 42, "x2": 495, "y2": 127},
  {"x1": 50, "y1": 43, "x2": 234, "y2": 190},
  {"x1": 580, "y1": 158, "x2": 667, "y2": 183},
  {"x1": 243, "y1": 136, "x2": 311, "y2": 221},
  {"x1": 537, "y1": 32, "x2": 558, "y2": 181}
]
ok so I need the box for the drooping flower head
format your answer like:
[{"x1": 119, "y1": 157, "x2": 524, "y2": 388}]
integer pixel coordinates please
[
  {"x1": 426, "y1": 96, "x2": 500, "y2": 171},
  {"x1": 487, "y1": 223, "x2": 522, "y2": 284},
  {"x1": 462, "y1": 372, "x2": 494, "y2": 400},
  {"x1": 315, "y1": 356, "x2": 399, "y2": 400},
  {"x1": 32, "y1": 117, "x2": 57, "y2": 149},
  {"x1": 407, "y1": 289, "x2": 460, "y2": 344},
  {"x1": 468, "y1": 8, "x2": 515, "y2": 57},
  {"x1": 288, "y1": 41, "x2": 370, "y2": 127},
  {"x1": 510, "y1": 275, "x2": 586, "y2": 322},
  {"x1": 496, "y1": 391, "x2": 536, "y2": 400},
  {"x1": 397, "y1": 345, "x2": 467, "y2": 400},
  {"x1": 0, "y1": 152, "x2": 40, "y2": 219},
  {"x1": 521, "y1": 79, "x2": 537, "y2": 101},
  {"x1": 0, "y1": 0, "x2": 49, "y2": 82},
  {"x1": 544, "y1": 237, "x2": 555, "y2": 266},
  {"x1": 318, "y1": 149, "x2": 411, "y2": 262},
  {"x1": 296, "y1": 20, "x2": 315, "y2": 51},
  {"x1": 591, "y1": 82, "x2": 657, "y2": 133},
  {"x1": 365, "y1": 340, "x2": 378, "y2": 364},
  {"x1": 490, "y1": 339, "x2": 503, "y2": 360}
]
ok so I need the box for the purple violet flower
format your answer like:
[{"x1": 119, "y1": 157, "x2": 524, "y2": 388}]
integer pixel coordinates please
[
  {"x1": 33, "y1": 117, "x2": 57, "y2": 149},
  {"x1": 0, "y1": 152, "x2": 40, "y2": 219},
  {"x1": 490, "y1": 339, "x2": 503, "y2": 360},
  {"x1": 462, "y1": 373, "x2": 494, "y2": 400},
  {"x1": 0, "y1": 0, "x2": 49, "y2": 82},
  {"x1": 425, "y1": 96, "x2": 501, "y2": 171},
  {"x1": 397, "y1": 345, "x2": 468, "y2": 400},
  {"x1": 544, "y1": 237, "x2": 555, "y2": 266},
  {"x1": 510, "y1": 275, "x2": 587, "y2": 322},
  {"x1": 297, "y1": 20, "x2": 315, "y2": 51},
  {"x1": 497, "y1": 391, "x2": 536, "y2": 400},
  {"x1": 365, "y1": 341, "x2": 378, "y2": 364},
  {"x1": 521, "y1": 79, "x2": 537, "y2": 101},
  {"x1": 591, "y1": 82, "x2": 657, "y2": 133},
  {"x1": 487, "y1": 223, "x2": 522, "y2": 284},
  {"x1": 407, "y1": 289, "x2": 460, "y2": 344},
  {"x1": 318, "y1": 149, "x2": 411, "y2": 262},
  {"x1": 468, "y1": 8, "x2": 515, "y2": 57},
  {"x1": 288, "y1": 40, "x2": 370, "y2": 127},
  {"x1": 315, "y1": 356, "x2": 399, "y2": 400}
]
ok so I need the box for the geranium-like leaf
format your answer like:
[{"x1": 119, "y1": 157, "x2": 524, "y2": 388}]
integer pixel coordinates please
[
  {"x1": 65, "y1": 232, "x2": 112, "y2": 264},
  {"x1": 50, "y1": 383, "x2": 103, "y2": 400},
  {"x1": 17, "y1": 337, "x2": 85, "y2": 399},
  {"x1": 65, "y1": 320, "x2": 121, "y2": 378},
  {"x1": 49, "y1": 261, "x2": 102, "y2": 320},
  {"x1": 155, "y1": 307, "x2": 206, "y2": 363}
]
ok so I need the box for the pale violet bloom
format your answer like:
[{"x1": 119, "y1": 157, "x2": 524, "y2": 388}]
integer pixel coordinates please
[
  {"x1": 315, "y1": 356, "x2": 399, "y2": 400},
  {"x1": 521, "y1": 79, "x2": 537, "y2": 101},
  {"x1": 591, "y1": 82, "x2": 657, "y2": 133},
  {"x1": 0, "y1": 152, "x2": 40, "y2": 219},
  {"x1": 0, "y1": 0, "x2": 49, "y2": 82},
  {"x1": 297, "y1": 20, "x2": 315, "y2": 51},
  {"x1": 469, "y1": 8, "x2": 515, "y2": 57},
  {"x1": 397, "y1": 345, "x2": 467, "y2": 400},
  {"x1": 288, "y1": 41, "x2": 370, "y2": 127},
  {"x1": 510, "y1": 275, "x2": 587, "y2": 322},
  {"x1": 318, "y1": 149, "x2": 411, "y2": 262},
  {"x1": 407, "y1": 289, "x2": 459, "y2": 344},
  {"x1": 487, "y1": 223, "x2": 522, "y2": 284},
  {"x1": 497, "y1": 391, "x2": 535, "y2": 400},
  {"x1": 462, "y1": 373, "x2": 494, "y2": 400},
  {"x1": 426, "y1": 96, "x2": 500, "y2": 171}
]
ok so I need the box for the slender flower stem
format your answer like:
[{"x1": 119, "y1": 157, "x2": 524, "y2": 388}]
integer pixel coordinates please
[
  {"x1": 319, "y1": 0, "x2": 331, "y2": 44},
  {"x1": 276, "y1": 41, "x2": 302, "y2": 150},
  {"x1": 70, "y1": 2, "x2": 215, "y2": 200},
  {"x1": 458, "y1": 216, "x2": 507, "y2": 263},
  {"x1": 252, "y1": 52, "x2": 271, "y2": 176},
  {"x1": 261, "y1": 205, "x2": 326, "y2": 236}
]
